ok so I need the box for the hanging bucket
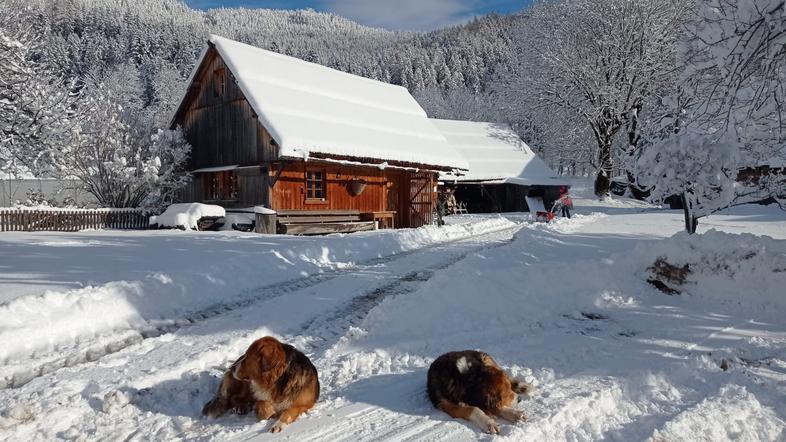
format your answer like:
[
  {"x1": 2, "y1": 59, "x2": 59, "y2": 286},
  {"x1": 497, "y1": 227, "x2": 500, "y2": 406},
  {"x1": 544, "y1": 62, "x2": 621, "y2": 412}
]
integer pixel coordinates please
[{"x1": 348, "y1": 178, "x2": 367, "y2": 196}]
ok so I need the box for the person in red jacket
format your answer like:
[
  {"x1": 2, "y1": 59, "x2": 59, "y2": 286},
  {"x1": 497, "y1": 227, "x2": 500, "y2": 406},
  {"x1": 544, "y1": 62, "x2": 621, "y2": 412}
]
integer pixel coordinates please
[{"x1": 554, "y1": 186, "x2": 573, "y2": 218}]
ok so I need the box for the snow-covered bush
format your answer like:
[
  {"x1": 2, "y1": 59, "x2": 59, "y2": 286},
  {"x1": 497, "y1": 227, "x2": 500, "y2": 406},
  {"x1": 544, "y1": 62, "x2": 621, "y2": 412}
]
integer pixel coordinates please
[
  {"x1": 637, "y1": 129, "x2": 744, "y2": 231},
  {"x1": 60, "y1": 86, "x2": 191, "y2": 209}
]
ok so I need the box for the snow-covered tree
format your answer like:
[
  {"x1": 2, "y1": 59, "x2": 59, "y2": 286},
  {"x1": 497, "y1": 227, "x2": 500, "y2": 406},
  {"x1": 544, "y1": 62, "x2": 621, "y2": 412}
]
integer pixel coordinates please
[
  {"x1": 500, "y1": 0, "x2": 688, "y2": 197},
  {"x1": 0, "y1": 7, "x2": 79, "y2": 179},
  {"x1": 636, "y1": 0, "x2": 786, "y2": 233},
  {"x1": 62, "y1": 85, "x2": 191, "y2": 208}
]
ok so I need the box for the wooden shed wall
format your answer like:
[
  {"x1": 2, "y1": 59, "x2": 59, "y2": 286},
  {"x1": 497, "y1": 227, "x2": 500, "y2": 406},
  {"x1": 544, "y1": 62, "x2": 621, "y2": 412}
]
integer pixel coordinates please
[
  {"x1": 271, "y1": 162, "x2": 387, "y2": 212},
  {"x1": 270, "y1": 163, "x2": 436, "y2": 228},
  {"x1": 178, "y1": 169, "x2": 269, "y2": 208},
  {"x1": 174, "y1": 47, "x2": 278, "y2": 170}
]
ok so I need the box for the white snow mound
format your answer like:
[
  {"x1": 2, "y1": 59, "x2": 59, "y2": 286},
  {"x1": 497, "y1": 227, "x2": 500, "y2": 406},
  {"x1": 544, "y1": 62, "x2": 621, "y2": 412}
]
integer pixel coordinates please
[{"x1": 150, "y1": 203, "x2": 225, "y2": 230}]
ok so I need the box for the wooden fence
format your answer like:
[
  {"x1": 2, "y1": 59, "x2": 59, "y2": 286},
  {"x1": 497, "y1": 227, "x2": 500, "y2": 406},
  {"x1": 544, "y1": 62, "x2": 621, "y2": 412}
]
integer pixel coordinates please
[{"x1": 0, "y1": 208, "x2": 149, "y2": 232}]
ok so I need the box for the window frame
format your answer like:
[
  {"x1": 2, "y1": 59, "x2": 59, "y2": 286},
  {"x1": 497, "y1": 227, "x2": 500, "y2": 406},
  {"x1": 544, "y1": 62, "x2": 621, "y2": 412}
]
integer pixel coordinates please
[
  {"x1": 305, "y1": 169, "x2": 328, "y2": 204},
  {"x1": 213, "y1": 68, "x2": 226, "y2": 98},
  {"x1": 203, "y1": 170, "x2": 238, "y2": 202}
]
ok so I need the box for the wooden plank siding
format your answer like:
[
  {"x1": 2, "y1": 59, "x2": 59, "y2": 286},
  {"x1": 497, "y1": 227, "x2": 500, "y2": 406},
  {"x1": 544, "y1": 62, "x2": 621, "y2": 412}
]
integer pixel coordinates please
[
  {"x1": 271, "y1": 162, "x2": 387, "y2": 214},
  {"x1": 177, "y1": 168, "x2": 269, "y2": 208},
  {"x1": 173, "y1": 47, "x2": 278, "y2": 170}
]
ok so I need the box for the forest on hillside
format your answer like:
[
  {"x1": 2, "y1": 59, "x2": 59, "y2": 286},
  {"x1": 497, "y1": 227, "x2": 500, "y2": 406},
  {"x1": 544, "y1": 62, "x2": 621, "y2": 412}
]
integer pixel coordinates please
[{"x1": 1, "y1": 0, "x2": 784, "y2": 217}]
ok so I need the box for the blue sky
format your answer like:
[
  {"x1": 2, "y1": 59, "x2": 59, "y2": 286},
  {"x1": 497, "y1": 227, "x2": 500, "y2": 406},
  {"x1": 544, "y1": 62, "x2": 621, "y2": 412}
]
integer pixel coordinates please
[{"x1": 183, "y1": 0, "x2": 530, "y2": 31}]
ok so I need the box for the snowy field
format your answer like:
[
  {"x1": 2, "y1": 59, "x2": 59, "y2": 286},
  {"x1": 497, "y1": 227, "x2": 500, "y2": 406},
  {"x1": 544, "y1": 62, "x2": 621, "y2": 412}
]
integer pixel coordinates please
[{"x1": 1, "y1": 190, "x2": 785, "y2": 441}]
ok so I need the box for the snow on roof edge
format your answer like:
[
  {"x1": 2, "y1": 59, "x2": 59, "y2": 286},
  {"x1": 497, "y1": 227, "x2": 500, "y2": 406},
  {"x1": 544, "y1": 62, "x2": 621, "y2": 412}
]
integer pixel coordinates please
[{"x1": 432, "y1": 118, "x2": 568, "y2": 185}]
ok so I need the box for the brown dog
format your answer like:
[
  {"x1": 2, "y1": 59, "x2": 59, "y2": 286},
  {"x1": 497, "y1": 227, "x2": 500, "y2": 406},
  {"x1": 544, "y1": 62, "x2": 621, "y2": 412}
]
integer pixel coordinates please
[
  {"x1": 427, "y1": 350, "x2": 532, "y2": 434},
  {"x1": 202, "y1": 336, "x2": 320, "y2": 433}
]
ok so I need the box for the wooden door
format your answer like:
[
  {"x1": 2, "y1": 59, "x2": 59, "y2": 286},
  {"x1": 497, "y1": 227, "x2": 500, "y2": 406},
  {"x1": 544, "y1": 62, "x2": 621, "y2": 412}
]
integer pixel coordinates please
[
  {"x1": 386, "y1": 172, "x2": 406, "y2": 228},
  {"x1": 408, "y1": 172, "x2": 434, "y2": 228}
]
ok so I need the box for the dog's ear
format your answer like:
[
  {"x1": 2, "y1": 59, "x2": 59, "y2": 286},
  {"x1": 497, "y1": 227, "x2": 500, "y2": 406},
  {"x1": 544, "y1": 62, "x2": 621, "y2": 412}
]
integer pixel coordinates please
[{"x1": 257, "y1": 340, "x2": 283, "y2": 372}]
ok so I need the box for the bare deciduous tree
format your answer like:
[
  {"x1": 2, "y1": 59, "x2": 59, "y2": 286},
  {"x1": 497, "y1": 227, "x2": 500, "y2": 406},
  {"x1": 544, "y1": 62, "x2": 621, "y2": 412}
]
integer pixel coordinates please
[{"x1": 502, "y1": 0, "x2": 688, "y2": 197}]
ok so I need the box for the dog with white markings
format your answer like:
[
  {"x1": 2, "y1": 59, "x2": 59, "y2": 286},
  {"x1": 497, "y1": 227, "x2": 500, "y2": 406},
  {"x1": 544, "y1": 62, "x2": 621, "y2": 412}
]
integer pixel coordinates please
[
  {"x1": 427, "y1": 350, "x2": 533, "y2": 434},
  {"x1": 202, "y1": 336, "x2": 319, "y2": 433}
]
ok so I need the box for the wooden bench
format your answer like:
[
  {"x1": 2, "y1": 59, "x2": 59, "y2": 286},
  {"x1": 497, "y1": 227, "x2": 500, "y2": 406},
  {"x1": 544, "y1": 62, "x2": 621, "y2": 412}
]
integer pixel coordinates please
[
  {"x1": 360, "y1": 211, "x2": 396, "y2": 229},
  {"x1": 276, "y1": 209, "x2": 376, "y2": 235}
]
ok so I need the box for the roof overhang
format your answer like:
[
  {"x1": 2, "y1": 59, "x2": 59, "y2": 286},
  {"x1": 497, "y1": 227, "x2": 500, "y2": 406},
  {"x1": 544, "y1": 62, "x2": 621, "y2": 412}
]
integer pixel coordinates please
[{"x1": 285, "y1": 152, "x2": 466, "y2": 174}]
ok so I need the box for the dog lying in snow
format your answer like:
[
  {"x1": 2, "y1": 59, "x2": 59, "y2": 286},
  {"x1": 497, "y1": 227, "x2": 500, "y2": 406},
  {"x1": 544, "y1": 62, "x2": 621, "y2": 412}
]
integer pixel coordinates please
[
  {"x1": 427, "y1": 350, "x2": 532, "y2": 434},
  {"x1": 202, "y1": 336, "x2": 320, "y2": 433}
]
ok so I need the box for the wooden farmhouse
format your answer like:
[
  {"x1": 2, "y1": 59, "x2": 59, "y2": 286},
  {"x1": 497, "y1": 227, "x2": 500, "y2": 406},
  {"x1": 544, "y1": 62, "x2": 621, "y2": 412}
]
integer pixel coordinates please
[
  {"x1": 171, "y1": 35, "x2": 468, "y2": 234},
  {"x1": 433, "y1": 119, "x2": 570, "y2": 213}
]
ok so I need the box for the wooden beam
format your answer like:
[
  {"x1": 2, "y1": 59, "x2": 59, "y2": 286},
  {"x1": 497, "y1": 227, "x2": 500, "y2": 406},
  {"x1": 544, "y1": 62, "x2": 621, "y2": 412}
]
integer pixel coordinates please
[
  {"x1": 279, "y1": 221, "x2": 375, "y2": 235},
  {"x1": 268, "y1": 161, "x2": 288, "y2": 188},
  {"x1": 277, "y1": 209, "x2": 360, "y2": 216}
]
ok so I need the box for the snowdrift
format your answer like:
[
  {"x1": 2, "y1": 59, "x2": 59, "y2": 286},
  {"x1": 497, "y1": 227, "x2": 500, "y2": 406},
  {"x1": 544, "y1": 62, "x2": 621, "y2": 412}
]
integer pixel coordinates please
[{"x1": 638, "y1": 230, "x2": 786, "y2": 311}]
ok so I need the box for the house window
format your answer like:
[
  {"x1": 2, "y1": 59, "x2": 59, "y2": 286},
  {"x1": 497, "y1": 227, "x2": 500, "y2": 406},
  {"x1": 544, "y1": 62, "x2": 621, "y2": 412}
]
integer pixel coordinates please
[
  {"x1": 306, "y1": 170, "x2": 326, "y2": 201},
  {"x1": 204, "y1": 171, "x2": 237, "y2": 201},
  {"x1": 214, "y1": 68, "x2": 226, "y2": 97}
]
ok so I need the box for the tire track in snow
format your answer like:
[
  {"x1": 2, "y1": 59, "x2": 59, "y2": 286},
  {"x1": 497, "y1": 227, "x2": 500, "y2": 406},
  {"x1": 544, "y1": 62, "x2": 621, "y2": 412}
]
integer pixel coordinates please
[
  {"x1": 220, "y1": 232, "x2": 518, "y2": 442},
  {"x1": 178, "y1": 227, "x2": 518, "y2": 441},
  {"x1": 287, "y1": 228, "x2": 516, "y2": 377},
  {"x1": 0, "y1": 225, "x2": 522, "y2": 391}
]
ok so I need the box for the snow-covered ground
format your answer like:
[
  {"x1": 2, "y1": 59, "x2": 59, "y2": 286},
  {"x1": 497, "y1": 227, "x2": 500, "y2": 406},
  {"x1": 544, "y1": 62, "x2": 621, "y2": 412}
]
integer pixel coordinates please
[
  {"x1": 0, "y1": 218, "x2": 516, "y2": 389},
  {"x1": 1, "y1": 188, "x2": 785, "y2": 441}
]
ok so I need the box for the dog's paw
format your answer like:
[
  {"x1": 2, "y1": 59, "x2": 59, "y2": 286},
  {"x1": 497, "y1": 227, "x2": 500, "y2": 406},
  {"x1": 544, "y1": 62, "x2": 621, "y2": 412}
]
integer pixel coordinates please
[
  {"x1": 201, "y1": 399, "x2": 226, "y2": 418},
  {"x1": 500, "y1": 408, "x2": 527, "y2": 423},
  {"x1": 270, "y1": 421, "x2": 288, "y2": 433},
  {"x1": 470, "y1": 408, "x2": 500, "y2": 434},
  {"x1": 483, "y1": 420, "x2": 500, "y2": 435}
]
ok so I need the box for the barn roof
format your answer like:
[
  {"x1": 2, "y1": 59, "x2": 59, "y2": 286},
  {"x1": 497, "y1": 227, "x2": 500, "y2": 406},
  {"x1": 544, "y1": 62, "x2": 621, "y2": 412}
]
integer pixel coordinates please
[
  {"x1": 432, "y1": 119, "x2": 569, "y2": 186},
  {"x1": 176, "y1": 35, "x2": 468, "y2": 172}
]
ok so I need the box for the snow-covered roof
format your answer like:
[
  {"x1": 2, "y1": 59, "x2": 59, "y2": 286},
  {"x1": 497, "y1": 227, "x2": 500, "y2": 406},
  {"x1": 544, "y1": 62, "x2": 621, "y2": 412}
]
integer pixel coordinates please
[
  {"x1": 432, "y1": 119, "x2": 570, "y2": 186},
  {"x1": 198, "y1": 35, "x2": 467, "y2": 171}
]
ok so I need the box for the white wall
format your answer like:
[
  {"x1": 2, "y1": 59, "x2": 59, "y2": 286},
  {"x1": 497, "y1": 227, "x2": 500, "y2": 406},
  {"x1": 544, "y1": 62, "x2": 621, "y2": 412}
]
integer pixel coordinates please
[{"x1": 0, "y1": 179, "x2": 98, "y2": 207}]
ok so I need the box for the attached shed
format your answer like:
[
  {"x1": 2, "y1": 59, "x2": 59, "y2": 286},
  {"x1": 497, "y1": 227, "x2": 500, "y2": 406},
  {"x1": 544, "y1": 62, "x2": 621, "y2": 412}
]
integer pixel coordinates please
[
  {"x1": 432, "y1": 119, "x2": 569, "y2": 213},
  {"x1": 170, "y1": 35, "x2": 467, "y2": 232}
]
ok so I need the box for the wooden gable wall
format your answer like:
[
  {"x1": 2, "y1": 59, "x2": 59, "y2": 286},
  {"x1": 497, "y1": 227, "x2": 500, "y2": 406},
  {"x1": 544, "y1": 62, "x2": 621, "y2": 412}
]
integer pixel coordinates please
[{"x1": 173, "y1": 46, "x2": 278, "y2": 170}]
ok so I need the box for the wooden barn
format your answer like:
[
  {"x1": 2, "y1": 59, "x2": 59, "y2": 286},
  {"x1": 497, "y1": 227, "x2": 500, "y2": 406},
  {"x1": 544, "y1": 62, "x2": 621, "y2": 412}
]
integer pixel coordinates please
[
  {"x1": 170, "y1": 35, "x2": 467, "y2": 234},
  {"x1": 432, "y1": 119, "x2": 570, "y2": 214}
]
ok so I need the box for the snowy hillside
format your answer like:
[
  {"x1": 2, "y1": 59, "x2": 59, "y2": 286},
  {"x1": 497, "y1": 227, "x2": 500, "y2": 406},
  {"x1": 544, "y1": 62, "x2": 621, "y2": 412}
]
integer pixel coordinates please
[{"x1": 1, "y1": 194, "x2": 784, "y2": 441}]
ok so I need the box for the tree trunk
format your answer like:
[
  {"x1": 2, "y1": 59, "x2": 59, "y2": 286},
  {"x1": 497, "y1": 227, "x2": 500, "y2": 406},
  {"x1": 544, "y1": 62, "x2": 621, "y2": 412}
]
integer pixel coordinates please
[
  {"x1": 594, "y1": 138, "x2": 613, "y2": 198},
  {"x1": 624, "y1": 103, "x2": 650, "y2": 200},
  {"x1": 591, "y1": 111, "x2": 620, "y2": 198},
  {"x1": 682, "y1": 192, "x2": 699, "y2": 234}
]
